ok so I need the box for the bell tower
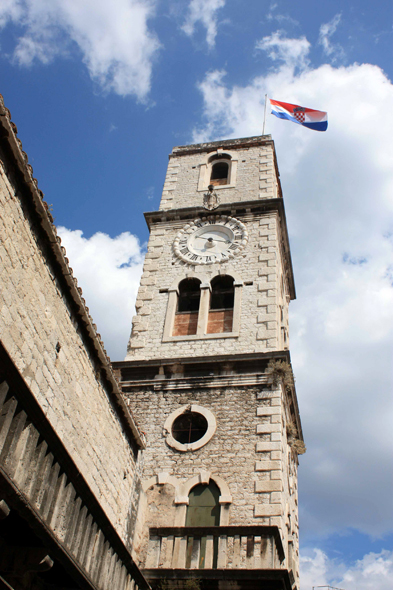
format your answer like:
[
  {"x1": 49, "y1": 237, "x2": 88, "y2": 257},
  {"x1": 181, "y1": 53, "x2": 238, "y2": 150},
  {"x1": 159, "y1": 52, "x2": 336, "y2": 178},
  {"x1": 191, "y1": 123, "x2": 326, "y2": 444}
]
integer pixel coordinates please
[{"x1": 114, "y1": 135, "x2": 304, "y2": 590}]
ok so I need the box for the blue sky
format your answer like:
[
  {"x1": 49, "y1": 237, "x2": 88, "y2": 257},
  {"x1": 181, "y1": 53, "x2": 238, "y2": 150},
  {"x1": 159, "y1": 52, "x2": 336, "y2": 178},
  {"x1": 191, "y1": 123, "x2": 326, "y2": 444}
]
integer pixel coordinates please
[{"x1": 1, "y1": 1, "x2": 392, "y2": 588}]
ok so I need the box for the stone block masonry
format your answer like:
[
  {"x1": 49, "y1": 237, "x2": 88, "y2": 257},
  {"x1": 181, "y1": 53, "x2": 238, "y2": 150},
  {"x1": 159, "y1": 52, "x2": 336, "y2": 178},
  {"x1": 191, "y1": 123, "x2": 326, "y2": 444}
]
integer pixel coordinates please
[
  {"x1": 160, "y1": 137, "x2": 280, "y2": 211},
  {"x1": 118, "y1": 134, "x2": 302, "y2": 587},
  {"x1": 0, "y1": 157, "x2": 142, "y2": 547},
  {"x1": 126, "y1": 136, "x2": 294, "y2": 362},
  {"x1": 126, "y1": 211, "x2": 290, "y2": 361},
  {"x1": 120, "y1": 374, "x2": 300, "y2": 582},
  {"x1": 123, "y1": 383, "x2": 278, "y2": 526}
]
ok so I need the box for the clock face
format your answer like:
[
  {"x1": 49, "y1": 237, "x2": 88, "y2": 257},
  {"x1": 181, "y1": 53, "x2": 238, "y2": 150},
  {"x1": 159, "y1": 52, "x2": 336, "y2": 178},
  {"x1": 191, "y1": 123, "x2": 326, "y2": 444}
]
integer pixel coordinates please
[{"x1": 173, "y1": 215, "x2": 248, "y2": 265}]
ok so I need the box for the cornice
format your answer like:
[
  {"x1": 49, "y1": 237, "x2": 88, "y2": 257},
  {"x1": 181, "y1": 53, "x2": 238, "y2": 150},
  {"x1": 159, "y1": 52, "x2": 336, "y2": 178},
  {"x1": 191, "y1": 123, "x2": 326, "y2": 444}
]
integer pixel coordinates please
[
  {"x1": 114, "y1": 351, "x2": 303, "y2": 444},
  {"x1": 170, "y1": 135, "x2": 273, "y2": 157}
]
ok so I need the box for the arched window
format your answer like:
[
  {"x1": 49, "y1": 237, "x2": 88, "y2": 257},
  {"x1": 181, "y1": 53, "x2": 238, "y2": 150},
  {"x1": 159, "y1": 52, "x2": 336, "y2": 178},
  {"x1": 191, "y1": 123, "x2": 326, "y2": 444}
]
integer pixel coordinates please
[
  {"x1": 172, "y1": 278, "x2": 201, "y2": 336},
  {"x1": 197, "y1": 150, "x2": 238, "y2": 192},
  {"x1": 210, "y1": 161, "x2": 229, "y2": 186},
  {"x1": 207, "y1": 275, "x2": 234, "y2": 333},
  {"x1": 186, "y1": 482, "x2": 220, "y2": 568}
]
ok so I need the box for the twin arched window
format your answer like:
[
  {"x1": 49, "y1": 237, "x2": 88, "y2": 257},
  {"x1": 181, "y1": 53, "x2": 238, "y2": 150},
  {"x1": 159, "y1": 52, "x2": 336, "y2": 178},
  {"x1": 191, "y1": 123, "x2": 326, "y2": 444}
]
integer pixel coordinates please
[{"x1": 172, "y1": 276, "x2": 235, "y2": 337}]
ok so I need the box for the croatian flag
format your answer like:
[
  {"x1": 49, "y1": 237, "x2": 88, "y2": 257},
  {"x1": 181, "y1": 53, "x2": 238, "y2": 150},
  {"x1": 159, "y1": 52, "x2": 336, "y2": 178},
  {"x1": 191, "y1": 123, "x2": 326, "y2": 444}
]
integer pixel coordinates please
[{"x1": 270, "y1": 99, "x2": 328, "y2": 132}]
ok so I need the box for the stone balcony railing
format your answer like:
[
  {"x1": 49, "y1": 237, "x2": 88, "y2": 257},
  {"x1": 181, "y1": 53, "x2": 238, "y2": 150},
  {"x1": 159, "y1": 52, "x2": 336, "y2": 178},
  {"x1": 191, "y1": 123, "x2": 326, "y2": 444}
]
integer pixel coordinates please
[{"x1": 144, "y1": 525, "x2": 285, "y2": 571}]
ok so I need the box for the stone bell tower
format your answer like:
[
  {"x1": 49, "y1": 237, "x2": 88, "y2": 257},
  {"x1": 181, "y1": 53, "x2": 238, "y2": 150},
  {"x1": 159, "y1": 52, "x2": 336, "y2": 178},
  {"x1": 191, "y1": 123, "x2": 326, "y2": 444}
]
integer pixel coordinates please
[{"x1": 113, "y1": 135, "x2": 304, "y2": 590}]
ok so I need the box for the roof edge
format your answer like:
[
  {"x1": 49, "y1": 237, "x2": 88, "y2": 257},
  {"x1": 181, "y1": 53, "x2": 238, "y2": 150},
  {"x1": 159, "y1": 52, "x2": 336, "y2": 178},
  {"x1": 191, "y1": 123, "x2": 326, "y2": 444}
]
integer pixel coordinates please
[{"x1": 171, "y1": 134, "x2": 273, "y2": 156}]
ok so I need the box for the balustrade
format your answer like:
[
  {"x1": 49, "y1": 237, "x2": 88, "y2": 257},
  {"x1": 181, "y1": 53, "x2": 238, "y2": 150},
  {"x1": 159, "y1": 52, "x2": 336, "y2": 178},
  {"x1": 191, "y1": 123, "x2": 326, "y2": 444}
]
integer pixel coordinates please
[{"x1": 145, "y1": 526, "x2": 284, "y2": 572}]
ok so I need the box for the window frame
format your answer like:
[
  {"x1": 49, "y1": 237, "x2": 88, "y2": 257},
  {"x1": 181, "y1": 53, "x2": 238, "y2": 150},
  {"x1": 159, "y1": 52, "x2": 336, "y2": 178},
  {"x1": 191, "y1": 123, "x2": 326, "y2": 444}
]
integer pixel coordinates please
[
  {"x1": 162, "y1": 273, "x2": 243, "y2": 342},
  {"x1": 164, "y1": 405, "x2": 217, "y2": 452},
  {"x1": 197, "y1": 150, "x2": 238, "y2": 192}
]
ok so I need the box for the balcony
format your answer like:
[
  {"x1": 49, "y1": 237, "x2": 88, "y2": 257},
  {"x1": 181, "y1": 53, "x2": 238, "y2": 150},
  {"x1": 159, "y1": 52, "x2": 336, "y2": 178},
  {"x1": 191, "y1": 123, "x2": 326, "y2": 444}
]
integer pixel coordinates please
[{"x1": 144, "y1": 526, "x2": 294, "y2": 590}]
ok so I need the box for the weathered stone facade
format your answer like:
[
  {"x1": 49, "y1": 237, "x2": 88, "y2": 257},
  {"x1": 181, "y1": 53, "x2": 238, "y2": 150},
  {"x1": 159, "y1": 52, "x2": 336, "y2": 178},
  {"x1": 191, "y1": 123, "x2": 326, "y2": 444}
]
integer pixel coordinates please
[
  {"x1": 126, "y1": 139, "x2": 294, "y2": 361},
  {"x1": 159, "y1": 137, "x2": 280, "y2": 211},
  {"x1": 116, "y1": 136, "x2": 304, "y2": 590},
  {"x1": 0, "y1": 95, "x2": 147, "y2": 589},
  {"x1": 121, "y1": 376, "x2": 300, "y2": 573}
]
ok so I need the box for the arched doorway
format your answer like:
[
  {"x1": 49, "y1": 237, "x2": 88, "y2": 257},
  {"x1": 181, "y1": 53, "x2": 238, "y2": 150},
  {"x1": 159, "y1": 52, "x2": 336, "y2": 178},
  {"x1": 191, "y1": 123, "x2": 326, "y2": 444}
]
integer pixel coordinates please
[{"x1": 185, "y1": 482, "x2": 220, "y2": 568}]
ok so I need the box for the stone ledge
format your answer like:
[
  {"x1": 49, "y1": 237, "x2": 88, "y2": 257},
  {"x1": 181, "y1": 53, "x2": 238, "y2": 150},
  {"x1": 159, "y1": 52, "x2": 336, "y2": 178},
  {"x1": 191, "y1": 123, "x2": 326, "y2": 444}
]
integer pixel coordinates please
[{"x1": 257, "y1": 406, "x2": 281, "y2": 416}]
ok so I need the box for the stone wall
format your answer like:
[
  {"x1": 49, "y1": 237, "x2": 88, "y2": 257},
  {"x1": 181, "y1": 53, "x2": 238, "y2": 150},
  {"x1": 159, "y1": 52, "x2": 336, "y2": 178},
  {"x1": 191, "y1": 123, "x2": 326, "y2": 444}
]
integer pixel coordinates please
[
  {"x1": 0, "y1": 159, "x2": 142, "y2": 546},
  {"x1": 160, "y1": 140, "x2": 279, "y2": 210},
  {"x1": 123, "y1": 376, "x2": 299, "y2": 578},
  {"x1": 126, "y1": 211, "x2": 290, "y2": 360},
  {"x1": 126, "y1": 138, "x2": 293, "y2": 362}
]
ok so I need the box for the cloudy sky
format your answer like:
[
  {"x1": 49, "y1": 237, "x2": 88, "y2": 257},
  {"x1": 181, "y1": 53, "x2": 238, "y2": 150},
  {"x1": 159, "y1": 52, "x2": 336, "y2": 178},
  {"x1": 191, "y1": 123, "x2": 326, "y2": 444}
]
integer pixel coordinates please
[{"x1": 1, "y1": 1, "x2": 392, "y2": 587}]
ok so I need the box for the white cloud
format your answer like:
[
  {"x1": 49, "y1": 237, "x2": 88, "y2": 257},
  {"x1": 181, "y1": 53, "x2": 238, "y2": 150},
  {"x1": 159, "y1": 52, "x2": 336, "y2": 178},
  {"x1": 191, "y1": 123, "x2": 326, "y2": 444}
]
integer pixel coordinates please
[
  {"x1": 182, "y1": 0, "x2": 226, "y2": 48},
  {"x1": 57, "y1": 227, "x2": 144, "y2": 361},
  {"x1": 300, "y1": 549, "x2": 393, "y2": 590},
  {"x1": 256, "y1": 31, "x2": 310, "y2": 71},
  {"x1": 266, "y1": 3, "x2": 299, "y2": 27},
  {"x1": 0, "y1": 0, "x2": 160, "y2": 99},
  {"x1": 0, "y1": 0, "x2": 23, "y2": 27},
  {"x1": 193, "y1": 39, "x2": 393, "y2": 538},
  {"x1": 300, "y1": 549, "x2": 329, "y2": 588},
  {"x1": 319, "y1": 13, "x2": 344, "y2": 61}
]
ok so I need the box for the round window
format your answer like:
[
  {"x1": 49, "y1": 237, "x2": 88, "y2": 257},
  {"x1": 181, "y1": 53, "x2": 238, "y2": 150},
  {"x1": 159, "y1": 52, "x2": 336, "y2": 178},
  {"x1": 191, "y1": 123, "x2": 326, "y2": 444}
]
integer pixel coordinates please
[
  {"x1": 164, "y1": 404, "x2": 217, "y2": 452},
  {"x1": 172, "y1": 411, "x2": 208, "y2": 444}
]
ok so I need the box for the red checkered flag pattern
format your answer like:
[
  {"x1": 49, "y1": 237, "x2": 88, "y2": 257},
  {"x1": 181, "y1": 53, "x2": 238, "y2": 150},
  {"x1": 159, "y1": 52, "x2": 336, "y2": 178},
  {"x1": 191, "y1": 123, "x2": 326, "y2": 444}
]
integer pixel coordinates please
[
  {"x1": 294, "y1": 111, "x2": 305, "y2": 123},
  {"x1": 270, "y1": 99, "x2": 328, "y2": 131}
]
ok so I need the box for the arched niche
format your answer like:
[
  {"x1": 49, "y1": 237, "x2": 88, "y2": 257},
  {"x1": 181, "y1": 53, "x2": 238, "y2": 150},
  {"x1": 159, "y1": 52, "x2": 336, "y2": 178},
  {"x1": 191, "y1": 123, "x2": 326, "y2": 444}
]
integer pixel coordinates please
[{"x1": 198, "y1": 149, "x2": 238, "y2": 191}]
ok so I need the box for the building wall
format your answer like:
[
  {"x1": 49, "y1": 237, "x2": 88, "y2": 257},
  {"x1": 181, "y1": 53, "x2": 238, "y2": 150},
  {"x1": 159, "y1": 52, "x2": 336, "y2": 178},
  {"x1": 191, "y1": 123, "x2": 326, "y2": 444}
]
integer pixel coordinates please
[
  {"x1": 123, "y1": 378, "x2": 299, "y2": 578},
  {"x1": 122, "y1": 136, "x2": 301, "y2": 585},
  {"x1": 0, "y1": 160, "x2": 141, "y2": 546},
  {"x1": 160, "y1": 140, "x2": 279, "y2": 211},
  {"x1": 126, "y1": 211, "x2": 291, "y2": 360},
  {"x1": 126, "y1": 139, "x2": 292, "y2": 362}
]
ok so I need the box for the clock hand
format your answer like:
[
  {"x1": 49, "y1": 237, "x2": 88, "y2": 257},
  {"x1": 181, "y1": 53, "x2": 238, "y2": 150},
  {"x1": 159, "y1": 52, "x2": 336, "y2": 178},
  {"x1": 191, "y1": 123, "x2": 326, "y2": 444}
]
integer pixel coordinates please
[
  {"x1": 194, "y1": 236, "x2": 230, "y2": 244},
  {"x1": 212, "y1": 237, "x2": 231, "y2": 244}
]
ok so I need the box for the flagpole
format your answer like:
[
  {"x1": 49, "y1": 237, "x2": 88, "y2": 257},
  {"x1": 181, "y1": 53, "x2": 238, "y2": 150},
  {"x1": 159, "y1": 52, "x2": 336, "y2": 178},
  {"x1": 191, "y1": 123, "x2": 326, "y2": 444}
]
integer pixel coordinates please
[{"x1": 262, "y1": 94, "x2": 268, "y2": 136}]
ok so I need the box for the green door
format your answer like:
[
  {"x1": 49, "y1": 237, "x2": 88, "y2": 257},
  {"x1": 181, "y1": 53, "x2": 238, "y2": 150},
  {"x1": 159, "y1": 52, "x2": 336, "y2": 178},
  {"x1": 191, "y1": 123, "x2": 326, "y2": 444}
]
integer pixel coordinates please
[
  {"x1": 186, "y1": 483, "x2": 220, "y2": 568},
  {"x1": 186, "y1": 483, "x2": 220, "y2": 526}
]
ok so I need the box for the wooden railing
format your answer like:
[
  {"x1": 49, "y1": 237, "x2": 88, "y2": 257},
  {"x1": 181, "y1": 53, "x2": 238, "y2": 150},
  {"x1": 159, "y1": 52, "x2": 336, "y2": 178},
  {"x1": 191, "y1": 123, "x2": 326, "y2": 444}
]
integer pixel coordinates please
[
  {"x1": 0, "y1": 372, "x2": 149, "y2": 590},
  {"x1": 145, "y1": 526, "x2": 284, "y2": 571}
]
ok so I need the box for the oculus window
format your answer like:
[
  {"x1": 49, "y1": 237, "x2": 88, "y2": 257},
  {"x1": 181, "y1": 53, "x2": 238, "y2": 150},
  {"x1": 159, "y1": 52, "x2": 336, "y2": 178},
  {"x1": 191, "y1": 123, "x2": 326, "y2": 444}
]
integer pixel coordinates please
[
  {"x1": 164, "y1": 405, "x2": 216, "y2": 452},
  {"x1": 172, "y1": 411, "x2": 208, "y2": 444}
]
